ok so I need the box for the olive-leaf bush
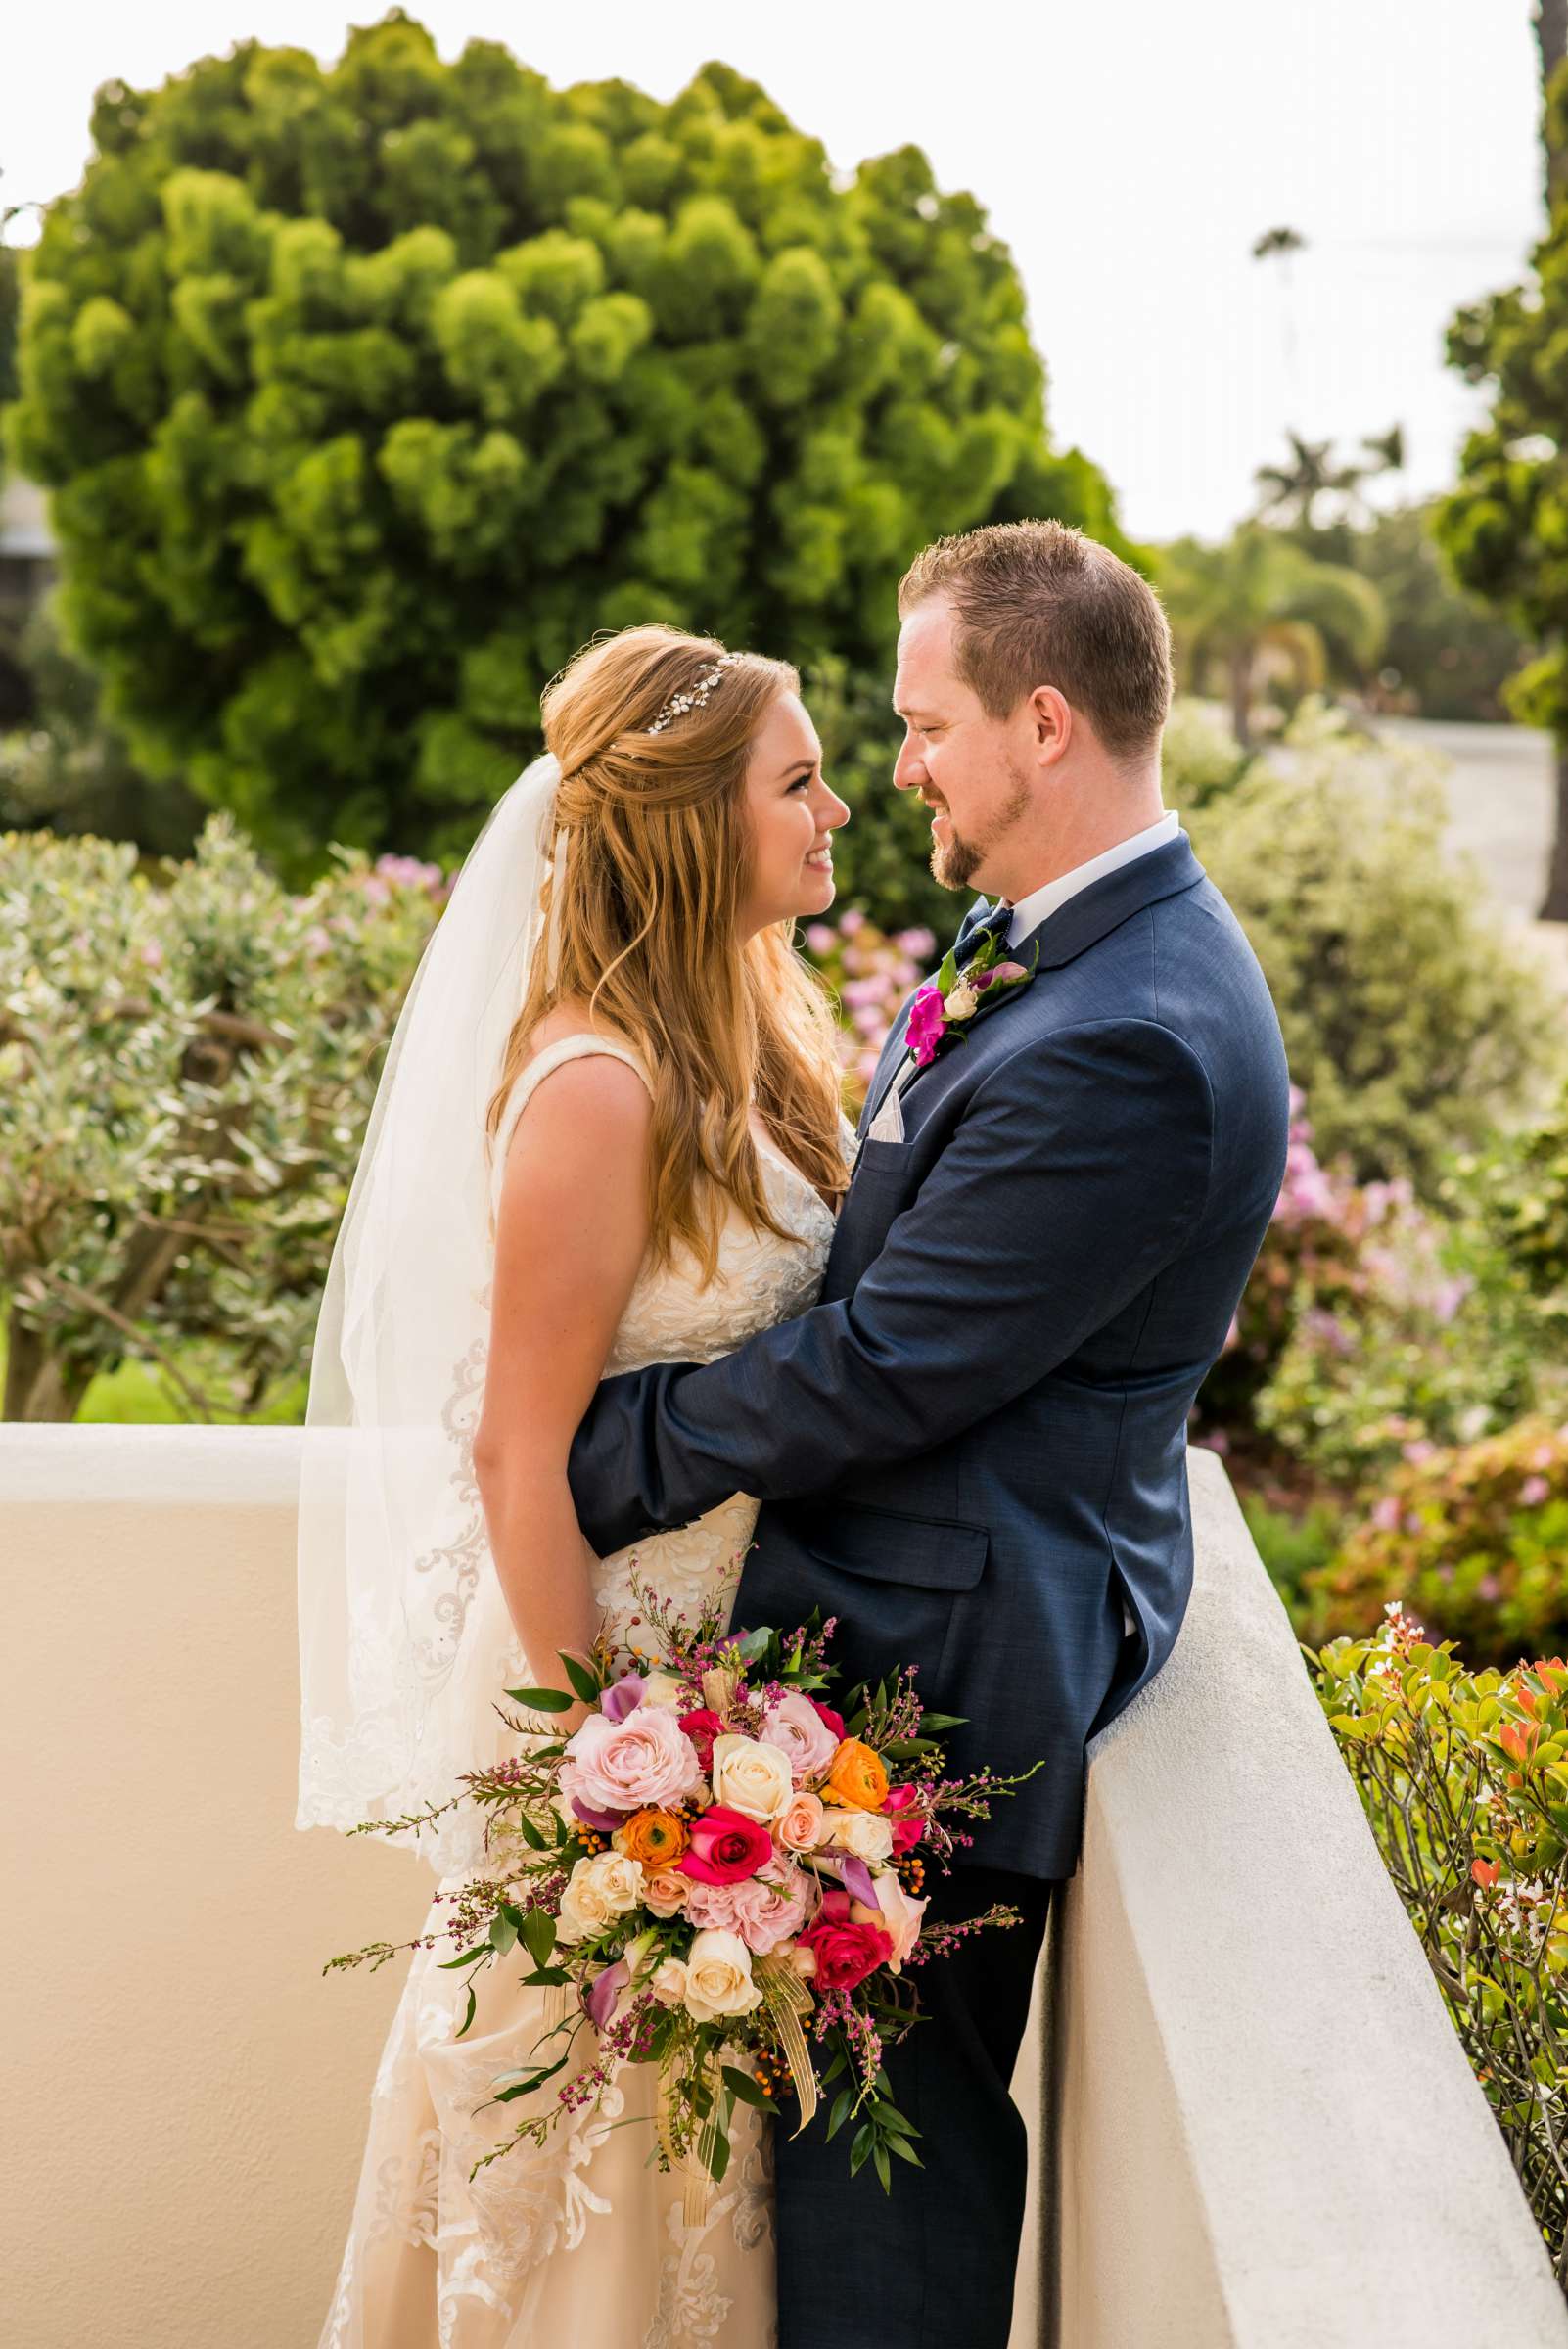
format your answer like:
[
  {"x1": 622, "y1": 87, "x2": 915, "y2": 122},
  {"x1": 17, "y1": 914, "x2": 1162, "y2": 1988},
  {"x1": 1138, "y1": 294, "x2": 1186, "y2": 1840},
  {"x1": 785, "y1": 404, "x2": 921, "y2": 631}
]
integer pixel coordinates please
[
  {"x1": 0, "y1": 820, "x2": 441, "y2": 1419},
  {"x1": 1314, "y1": 1606, "x2": 1568, "y2": 2283}
]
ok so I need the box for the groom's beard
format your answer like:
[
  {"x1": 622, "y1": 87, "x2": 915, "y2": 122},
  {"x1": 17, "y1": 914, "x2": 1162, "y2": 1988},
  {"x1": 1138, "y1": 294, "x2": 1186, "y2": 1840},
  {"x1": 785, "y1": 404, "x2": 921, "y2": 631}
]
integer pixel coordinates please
[{"x1": 928, "y1": 767, "x2": 1033, "y2": 892}]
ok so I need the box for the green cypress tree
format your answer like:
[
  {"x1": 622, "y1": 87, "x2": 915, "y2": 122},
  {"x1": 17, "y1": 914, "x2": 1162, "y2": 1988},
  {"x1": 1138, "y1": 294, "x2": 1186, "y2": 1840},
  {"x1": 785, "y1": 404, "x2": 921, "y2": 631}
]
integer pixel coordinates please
[{"x1": 3, "y1": 13, "x2": 1127, "y2": 874}]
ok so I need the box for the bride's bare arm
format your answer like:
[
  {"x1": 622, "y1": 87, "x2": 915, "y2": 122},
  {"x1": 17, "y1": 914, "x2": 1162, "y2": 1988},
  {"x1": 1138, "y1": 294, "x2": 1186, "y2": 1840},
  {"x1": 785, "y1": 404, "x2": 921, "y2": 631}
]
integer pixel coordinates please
[{"x1": 473, "y1": 1055, "x2": 654, "y2": 1729}]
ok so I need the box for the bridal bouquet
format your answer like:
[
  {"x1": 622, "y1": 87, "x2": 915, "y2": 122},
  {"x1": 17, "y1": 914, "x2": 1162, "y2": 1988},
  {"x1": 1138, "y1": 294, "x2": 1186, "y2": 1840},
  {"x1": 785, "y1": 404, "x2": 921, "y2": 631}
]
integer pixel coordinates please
[{"x1": 329, "y1": 1571, "x2": 1043, "y2": 2204}]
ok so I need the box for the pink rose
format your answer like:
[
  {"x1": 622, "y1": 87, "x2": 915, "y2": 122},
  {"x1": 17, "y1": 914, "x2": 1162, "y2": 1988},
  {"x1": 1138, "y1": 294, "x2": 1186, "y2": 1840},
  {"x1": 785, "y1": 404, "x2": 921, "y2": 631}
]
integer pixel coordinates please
[
  {"x1": 559, "y1": 1704, "x2": 703, "y2": 1817},
  {"x1": 883, "y1": 1783, "x2": 926, "y2": 1853},
  {"x1": 809, "y1": 1699, "x2": 846, "y2": 1742},
  {"x1": 776, "y1": 1789, "x2": 826, "y2": 1852},
  {"x1": 726, "y1": 1869, "x2": 812, "y2": 1955},
  {"x1": 679, "y1": 1804, "x2": 774, "y2": 1885},
  {"x1": 760, "y1": 1690, "x2": 842, "y2": 1782}
]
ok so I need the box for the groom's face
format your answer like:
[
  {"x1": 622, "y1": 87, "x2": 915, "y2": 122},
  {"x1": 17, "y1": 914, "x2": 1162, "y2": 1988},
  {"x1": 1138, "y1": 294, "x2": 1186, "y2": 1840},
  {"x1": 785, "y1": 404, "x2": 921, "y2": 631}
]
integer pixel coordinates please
[{"x1": 892, "y1": 598, "x2": 1032, "y2": 897}]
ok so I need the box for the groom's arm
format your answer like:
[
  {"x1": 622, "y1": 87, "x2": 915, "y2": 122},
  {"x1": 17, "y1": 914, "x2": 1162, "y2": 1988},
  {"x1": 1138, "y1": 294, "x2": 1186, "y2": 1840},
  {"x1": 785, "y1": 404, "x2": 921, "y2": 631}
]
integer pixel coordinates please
[{"x1": 567, "y1": 1020, "x2": 1214, "y2": 1554}]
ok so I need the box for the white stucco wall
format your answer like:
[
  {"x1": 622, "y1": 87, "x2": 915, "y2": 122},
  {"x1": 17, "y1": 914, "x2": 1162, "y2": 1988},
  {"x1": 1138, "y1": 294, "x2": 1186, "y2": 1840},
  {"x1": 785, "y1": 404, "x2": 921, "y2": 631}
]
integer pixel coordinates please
[{"x1": 2, "y1": 1428, "x2": 1561, "y2": 2346}]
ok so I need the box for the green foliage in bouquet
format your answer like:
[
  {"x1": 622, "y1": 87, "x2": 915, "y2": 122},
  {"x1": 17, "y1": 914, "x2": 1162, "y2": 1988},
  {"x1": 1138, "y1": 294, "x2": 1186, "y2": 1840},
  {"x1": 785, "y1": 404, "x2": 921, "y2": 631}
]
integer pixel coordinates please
[
  {"x1": 3, "y1": 11, "x2": 1126, "y2": 876},
  {"x1": 1304, "y1": 1421, "x2": 1568, "y2": 1667},
  {"x1": 327, "y1": 1573, "x2": 1043, "y2": 2203},
  {"x1": 1312, "y1": 1607, "x2": 1568, "y2": 2279},
  {"x1": 0, "y1": 819, "x2": 441, "y2": 1419},
  {"x1": 1188, "y1": 702, "x2": 1562, "y2": 1195}
]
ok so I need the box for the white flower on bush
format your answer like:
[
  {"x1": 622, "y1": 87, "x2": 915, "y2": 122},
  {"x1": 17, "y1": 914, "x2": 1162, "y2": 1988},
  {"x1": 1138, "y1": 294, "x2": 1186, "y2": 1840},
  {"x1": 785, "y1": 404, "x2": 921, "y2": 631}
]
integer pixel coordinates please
[
  {"x1": 709, "y1": 1731, "x2": 795, "y2": 1824},
  {"x1": 682, "y1": 1928, "x2": 765, "y2": 2022},
  {"x1": 555, "y1": 1851, "x2": 645, "y2": 1944},
  {"x1": 821, "y1": 1805, "x2": 895, "y2": 1863}
]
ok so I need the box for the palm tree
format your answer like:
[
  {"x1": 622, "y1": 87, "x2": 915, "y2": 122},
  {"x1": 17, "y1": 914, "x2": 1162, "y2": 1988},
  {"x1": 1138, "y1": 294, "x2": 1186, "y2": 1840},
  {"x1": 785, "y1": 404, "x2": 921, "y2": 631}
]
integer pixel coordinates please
[
  {"x1": 1255, "y1": 433, "x2": 1346, "y2": 529},
  {"x1": 1159, "y1": 527, "x2": 1386, "y2": 749}
]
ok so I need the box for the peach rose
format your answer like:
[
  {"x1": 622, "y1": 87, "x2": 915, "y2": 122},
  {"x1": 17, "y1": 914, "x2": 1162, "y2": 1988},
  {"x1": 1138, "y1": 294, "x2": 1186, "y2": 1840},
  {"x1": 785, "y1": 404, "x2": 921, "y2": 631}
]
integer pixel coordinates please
[
  {"x1": 775, "y1": 1789, "x2": 826, "y2": 1852},
  {"x1": 642, "y1": 1866, "x2": 691, "y2": 1918},
  {"x1": 650, "y1": 1957, "x2": 689, "y2": 2006}
]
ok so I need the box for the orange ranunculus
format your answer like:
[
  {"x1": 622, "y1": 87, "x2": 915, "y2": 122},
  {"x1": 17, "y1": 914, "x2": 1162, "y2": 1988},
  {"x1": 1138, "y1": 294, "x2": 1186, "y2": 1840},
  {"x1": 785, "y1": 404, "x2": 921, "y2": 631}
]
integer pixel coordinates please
[
  {"x1": 823, "y1": 1736, "x2": 890, "y2": 1813},
  {"x1": 617, "y1": 1807, "x2": 690, "y2": 1866}
]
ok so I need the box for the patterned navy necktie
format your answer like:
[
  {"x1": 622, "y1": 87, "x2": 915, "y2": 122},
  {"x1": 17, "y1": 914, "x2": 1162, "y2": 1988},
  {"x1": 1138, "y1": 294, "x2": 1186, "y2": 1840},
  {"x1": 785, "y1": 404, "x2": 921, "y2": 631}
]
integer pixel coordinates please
[{"x1": 951, "y1": 898, "x2": 1015, "y2": 967}]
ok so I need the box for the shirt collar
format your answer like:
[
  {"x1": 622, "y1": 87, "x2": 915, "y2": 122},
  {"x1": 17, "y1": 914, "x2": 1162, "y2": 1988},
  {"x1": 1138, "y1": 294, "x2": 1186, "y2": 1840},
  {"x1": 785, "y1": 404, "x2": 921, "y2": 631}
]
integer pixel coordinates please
[{"x1": 1003, "y1": 810, "x2": 1181, "y2": 948}]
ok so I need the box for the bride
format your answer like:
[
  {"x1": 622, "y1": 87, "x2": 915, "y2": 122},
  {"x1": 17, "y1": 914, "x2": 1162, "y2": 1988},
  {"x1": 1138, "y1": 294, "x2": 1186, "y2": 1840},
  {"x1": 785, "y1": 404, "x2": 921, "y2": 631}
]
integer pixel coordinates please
[{"x1": 297, "y1": 623, "x2": 853, "y2": 2347}]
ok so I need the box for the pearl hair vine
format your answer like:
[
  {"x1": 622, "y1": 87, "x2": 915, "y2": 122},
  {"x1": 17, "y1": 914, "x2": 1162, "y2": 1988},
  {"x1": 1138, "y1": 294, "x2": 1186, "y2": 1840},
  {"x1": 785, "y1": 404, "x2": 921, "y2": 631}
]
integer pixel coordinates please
[{"x1": 646, "y1": 651, "x2": 742, "y2": 735}]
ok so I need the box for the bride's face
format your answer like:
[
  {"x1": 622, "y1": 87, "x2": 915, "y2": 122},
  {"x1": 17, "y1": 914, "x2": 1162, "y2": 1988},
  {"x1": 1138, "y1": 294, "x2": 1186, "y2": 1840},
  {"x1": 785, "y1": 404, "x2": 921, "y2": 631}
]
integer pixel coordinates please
[{"x1": 736, "y1": 691, "x2": 851, "y2": 939}]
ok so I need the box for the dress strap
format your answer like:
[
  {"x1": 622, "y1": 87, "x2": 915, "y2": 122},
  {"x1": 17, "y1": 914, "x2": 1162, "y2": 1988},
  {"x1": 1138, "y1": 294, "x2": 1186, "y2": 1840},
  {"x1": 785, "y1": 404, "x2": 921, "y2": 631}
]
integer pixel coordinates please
[{"x1": 489, "y1": 1035, "x2": 654, "y2": 1223}]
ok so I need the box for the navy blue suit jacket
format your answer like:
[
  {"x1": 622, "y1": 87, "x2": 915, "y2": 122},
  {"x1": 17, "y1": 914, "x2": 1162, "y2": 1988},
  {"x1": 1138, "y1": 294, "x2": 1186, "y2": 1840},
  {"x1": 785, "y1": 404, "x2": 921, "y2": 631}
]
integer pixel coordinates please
[{"x1": 568, "y1": 835, "x2": 1290, "y2": 1879}]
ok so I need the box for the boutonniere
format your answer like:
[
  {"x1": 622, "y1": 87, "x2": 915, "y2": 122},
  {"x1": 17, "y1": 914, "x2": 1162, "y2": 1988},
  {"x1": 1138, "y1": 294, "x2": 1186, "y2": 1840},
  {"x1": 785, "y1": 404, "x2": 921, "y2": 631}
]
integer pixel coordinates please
[{"x1": 903, "y1": 927, "x2": 1039, "y2": 1071}]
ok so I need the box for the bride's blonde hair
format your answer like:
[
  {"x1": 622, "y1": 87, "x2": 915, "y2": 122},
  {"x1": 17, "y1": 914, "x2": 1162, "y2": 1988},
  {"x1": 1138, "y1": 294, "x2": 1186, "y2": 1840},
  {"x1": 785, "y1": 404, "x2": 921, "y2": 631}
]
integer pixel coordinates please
[{"x1": 485, "y1": 624, "x2": 849, "y2": 1280}]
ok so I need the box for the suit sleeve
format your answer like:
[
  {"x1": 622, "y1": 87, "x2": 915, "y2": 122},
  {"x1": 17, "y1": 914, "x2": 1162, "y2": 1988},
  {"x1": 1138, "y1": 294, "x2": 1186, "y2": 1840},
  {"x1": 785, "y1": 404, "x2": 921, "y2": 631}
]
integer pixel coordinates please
[{"x1": 567, "y1": 1018, "x2": 1215, "y2": 1554}]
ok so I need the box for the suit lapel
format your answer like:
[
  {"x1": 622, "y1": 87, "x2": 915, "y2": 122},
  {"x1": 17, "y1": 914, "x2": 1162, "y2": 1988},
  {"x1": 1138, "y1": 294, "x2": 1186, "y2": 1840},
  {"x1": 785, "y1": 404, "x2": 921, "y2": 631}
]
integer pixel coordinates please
[{"x1": 852, "y1": 833, "x2": 1205, "y2": 1155}]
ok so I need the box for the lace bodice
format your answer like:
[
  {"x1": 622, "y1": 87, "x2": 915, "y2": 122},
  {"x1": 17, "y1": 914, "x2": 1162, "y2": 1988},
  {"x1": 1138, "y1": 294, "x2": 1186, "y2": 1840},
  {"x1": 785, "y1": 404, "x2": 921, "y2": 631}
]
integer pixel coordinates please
[
  {"x1": 491, "y1": 1033, "x2": 842, "y2": 1373},
  {"x1": 491, "y1": 1033, "x2": 850, "y2": 1658}
]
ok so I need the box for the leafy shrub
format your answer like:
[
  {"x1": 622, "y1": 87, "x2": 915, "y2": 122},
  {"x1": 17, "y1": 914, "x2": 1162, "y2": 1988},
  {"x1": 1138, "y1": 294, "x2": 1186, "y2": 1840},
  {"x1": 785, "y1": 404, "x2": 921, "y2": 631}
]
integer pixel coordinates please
[
  {"x1": 0, "y1": 820, "x2": 442, "y2": 1419},
  {"x1": 1304, "y1": 1420, "x2": 1568, "y2": 1666},
  {"x1": 1313, "y1": 1609, "x2": 1568, "y2": 2272},
  {"x1": 1188, "y1": 701, "x2": 1562, "y2": 1193},
  {"x1": 5, "y1": 18, "x2": 1125, "y2": 874}
]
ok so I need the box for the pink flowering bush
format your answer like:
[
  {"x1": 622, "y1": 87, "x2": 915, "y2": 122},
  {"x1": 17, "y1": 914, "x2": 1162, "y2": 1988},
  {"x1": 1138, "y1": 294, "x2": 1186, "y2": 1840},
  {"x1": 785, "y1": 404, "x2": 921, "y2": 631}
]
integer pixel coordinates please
[
  {"x1": 803, "y1": 910, "x2": 937, "y2": 1109},
  {"x1": 1196, "y1": 1086, "x2": 1552, "y2": 1490},
  {"x1": 1304, "y1": 1420, "x2": 1568, "y2": 1663}
]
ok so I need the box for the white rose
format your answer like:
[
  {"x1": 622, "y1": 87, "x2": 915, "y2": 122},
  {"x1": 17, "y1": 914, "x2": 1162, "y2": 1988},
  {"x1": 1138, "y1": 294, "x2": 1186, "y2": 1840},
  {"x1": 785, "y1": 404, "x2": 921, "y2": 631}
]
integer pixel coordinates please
[
  {"x1": 710, "y1": 1732, "x2": 795, "y2": 1824},
  {"x1": 639, "y1": 1669, "x2": 688, "y2": 1709},
  {"x1": 821, "y1": 1806, "x2": 895, "y2": 1863},
  {"x1": 945, "y1": 978, "x2": 980, "y2": 1021},
  {"x1": 650, "y1": 1956, "x2": 689, "y2": 2007},
  {"x1": 683, "y1": 1927, "x2": 765, "y2": 2022},
  {"x1": 555, "y1": 1850, "x2": 645, "y2": 1944}
]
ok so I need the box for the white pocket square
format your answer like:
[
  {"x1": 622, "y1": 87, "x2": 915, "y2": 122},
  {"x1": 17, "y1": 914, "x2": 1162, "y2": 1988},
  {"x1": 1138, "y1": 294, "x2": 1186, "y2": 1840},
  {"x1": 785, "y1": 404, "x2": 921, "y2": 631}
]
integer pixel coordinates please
[{"x1": 865, "y1": 1083, "x2": 906, "y2": 1144}]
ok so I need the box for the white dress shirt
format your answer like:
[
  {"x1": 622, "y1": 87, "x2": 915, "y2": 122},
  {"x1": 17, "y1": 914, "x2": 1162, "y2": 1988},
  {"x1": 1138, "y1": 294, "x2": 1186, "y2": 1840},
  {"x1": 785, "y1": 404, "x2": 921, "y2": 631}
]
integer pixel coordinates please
[{"x1": 1003, "y1": 809, "x2": 1180, "y2": 950}]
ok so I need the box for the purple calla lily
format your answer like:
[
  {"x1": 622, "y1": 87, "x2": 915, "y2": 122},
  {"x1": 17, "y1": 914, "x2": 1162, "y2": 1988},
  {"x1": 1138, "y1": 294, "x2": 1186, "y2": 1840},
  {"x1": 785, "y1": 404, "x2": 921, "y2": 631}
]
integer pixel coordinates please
[
  {"x1": 583, "y1": 1959, "x2": 627, "y2": 2030},
  {"x1": 572, "y1": 1796, "x2": 623, "y2": 1832},
  {"x1": 600, "y1": 1671, "x2": 646, "y2": 1724},
  {"x1": 837, "y1": 1853, "x2": 881, "y2": 1910}
]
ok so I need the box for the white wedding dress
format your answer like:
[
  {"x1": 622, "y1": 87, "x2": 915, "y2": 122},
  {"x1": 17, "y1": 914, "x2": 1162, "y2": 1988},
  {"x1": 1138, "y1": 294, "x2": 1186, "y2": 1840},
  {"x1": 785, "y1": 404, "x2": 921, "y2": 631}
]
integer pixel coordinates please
[{"x1": 319, "y1": 1035, "x2": 852, "y2": 2349}]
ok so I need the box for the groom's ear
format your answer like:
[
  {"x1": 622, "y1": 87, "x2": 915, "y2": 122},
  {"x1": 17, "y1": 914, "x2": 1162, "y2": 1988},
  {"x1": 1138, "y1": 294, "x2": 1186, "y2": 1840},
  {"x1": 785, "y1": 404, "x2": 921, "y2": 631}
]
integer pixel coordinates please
[{"x1": 1026, "y1": 684, "x2": 1073, "y2": 767}]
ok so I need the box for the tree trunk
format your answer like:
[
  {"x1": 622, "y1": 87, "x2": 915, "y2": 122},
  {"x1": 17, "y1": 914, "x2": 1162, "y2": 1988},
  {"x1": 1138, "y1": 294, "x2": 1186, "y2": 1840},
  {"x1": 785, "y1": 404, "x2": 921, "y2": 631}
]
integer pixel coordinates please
[
  {"x1": 2, "y1": 1306, "x2": 92, "y2": 1421},
  {"x1": 1540, "y1": 740, "x2": 1568, "y2": 921},
  {"x1": 1538, "y1": 0, "x2": 1568, "y2": 203}
]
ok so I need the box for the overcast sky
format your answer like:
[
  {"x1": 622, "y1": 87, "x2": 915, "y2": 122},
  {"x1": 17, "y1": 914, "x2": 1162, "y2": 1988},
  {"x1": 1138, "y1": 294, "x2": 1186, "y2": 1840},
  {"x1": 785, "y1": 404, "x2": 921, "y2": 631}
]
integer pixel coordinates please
[{"x1": 2, "y1": 3, "x2": 1545, "y2": 542}]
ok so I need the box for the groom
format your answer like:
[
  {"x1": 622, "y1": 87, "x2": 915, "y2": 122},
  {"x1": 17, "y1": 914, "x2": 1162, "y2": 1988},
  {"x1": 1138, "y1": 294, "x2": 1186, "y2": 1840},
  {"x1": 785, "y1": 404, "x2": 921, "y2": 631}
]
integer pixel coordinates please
[{"x1": 569, "y1": 520, "x2": 1290, "y2": 2347}]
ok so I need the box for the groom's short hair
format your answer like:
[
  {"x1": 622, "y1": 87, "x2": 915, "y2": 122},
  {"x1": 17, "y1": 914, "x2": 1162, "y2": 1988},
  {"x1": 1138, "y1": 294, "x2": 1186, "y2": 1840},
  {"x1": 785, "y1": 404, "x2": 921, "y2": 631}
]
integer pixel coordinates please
[{"x1": 898, "y1": 520, "x2": 1173, "y2": 760}]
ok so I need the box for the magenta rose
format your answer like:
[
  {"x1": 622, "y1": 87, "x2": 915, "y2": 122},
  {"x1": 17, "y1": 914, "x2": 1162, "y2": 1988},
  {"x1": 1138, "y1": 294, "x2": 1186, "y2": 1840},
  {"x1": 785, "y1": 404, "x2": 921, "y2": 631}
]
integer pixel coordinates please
[
  {"x1": 679, "y1": 1804, "x2": 774, "y2": 1885},
  {"x1": 883, "y1": 1783, "x2": 926, "y2": 1852},
  {"x1": 797, "y1": 1889, "x2": 894, "y2": 1990},
  {"x1": 678, "y1": 1708, "x2": 725, "y2": 1772}
]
